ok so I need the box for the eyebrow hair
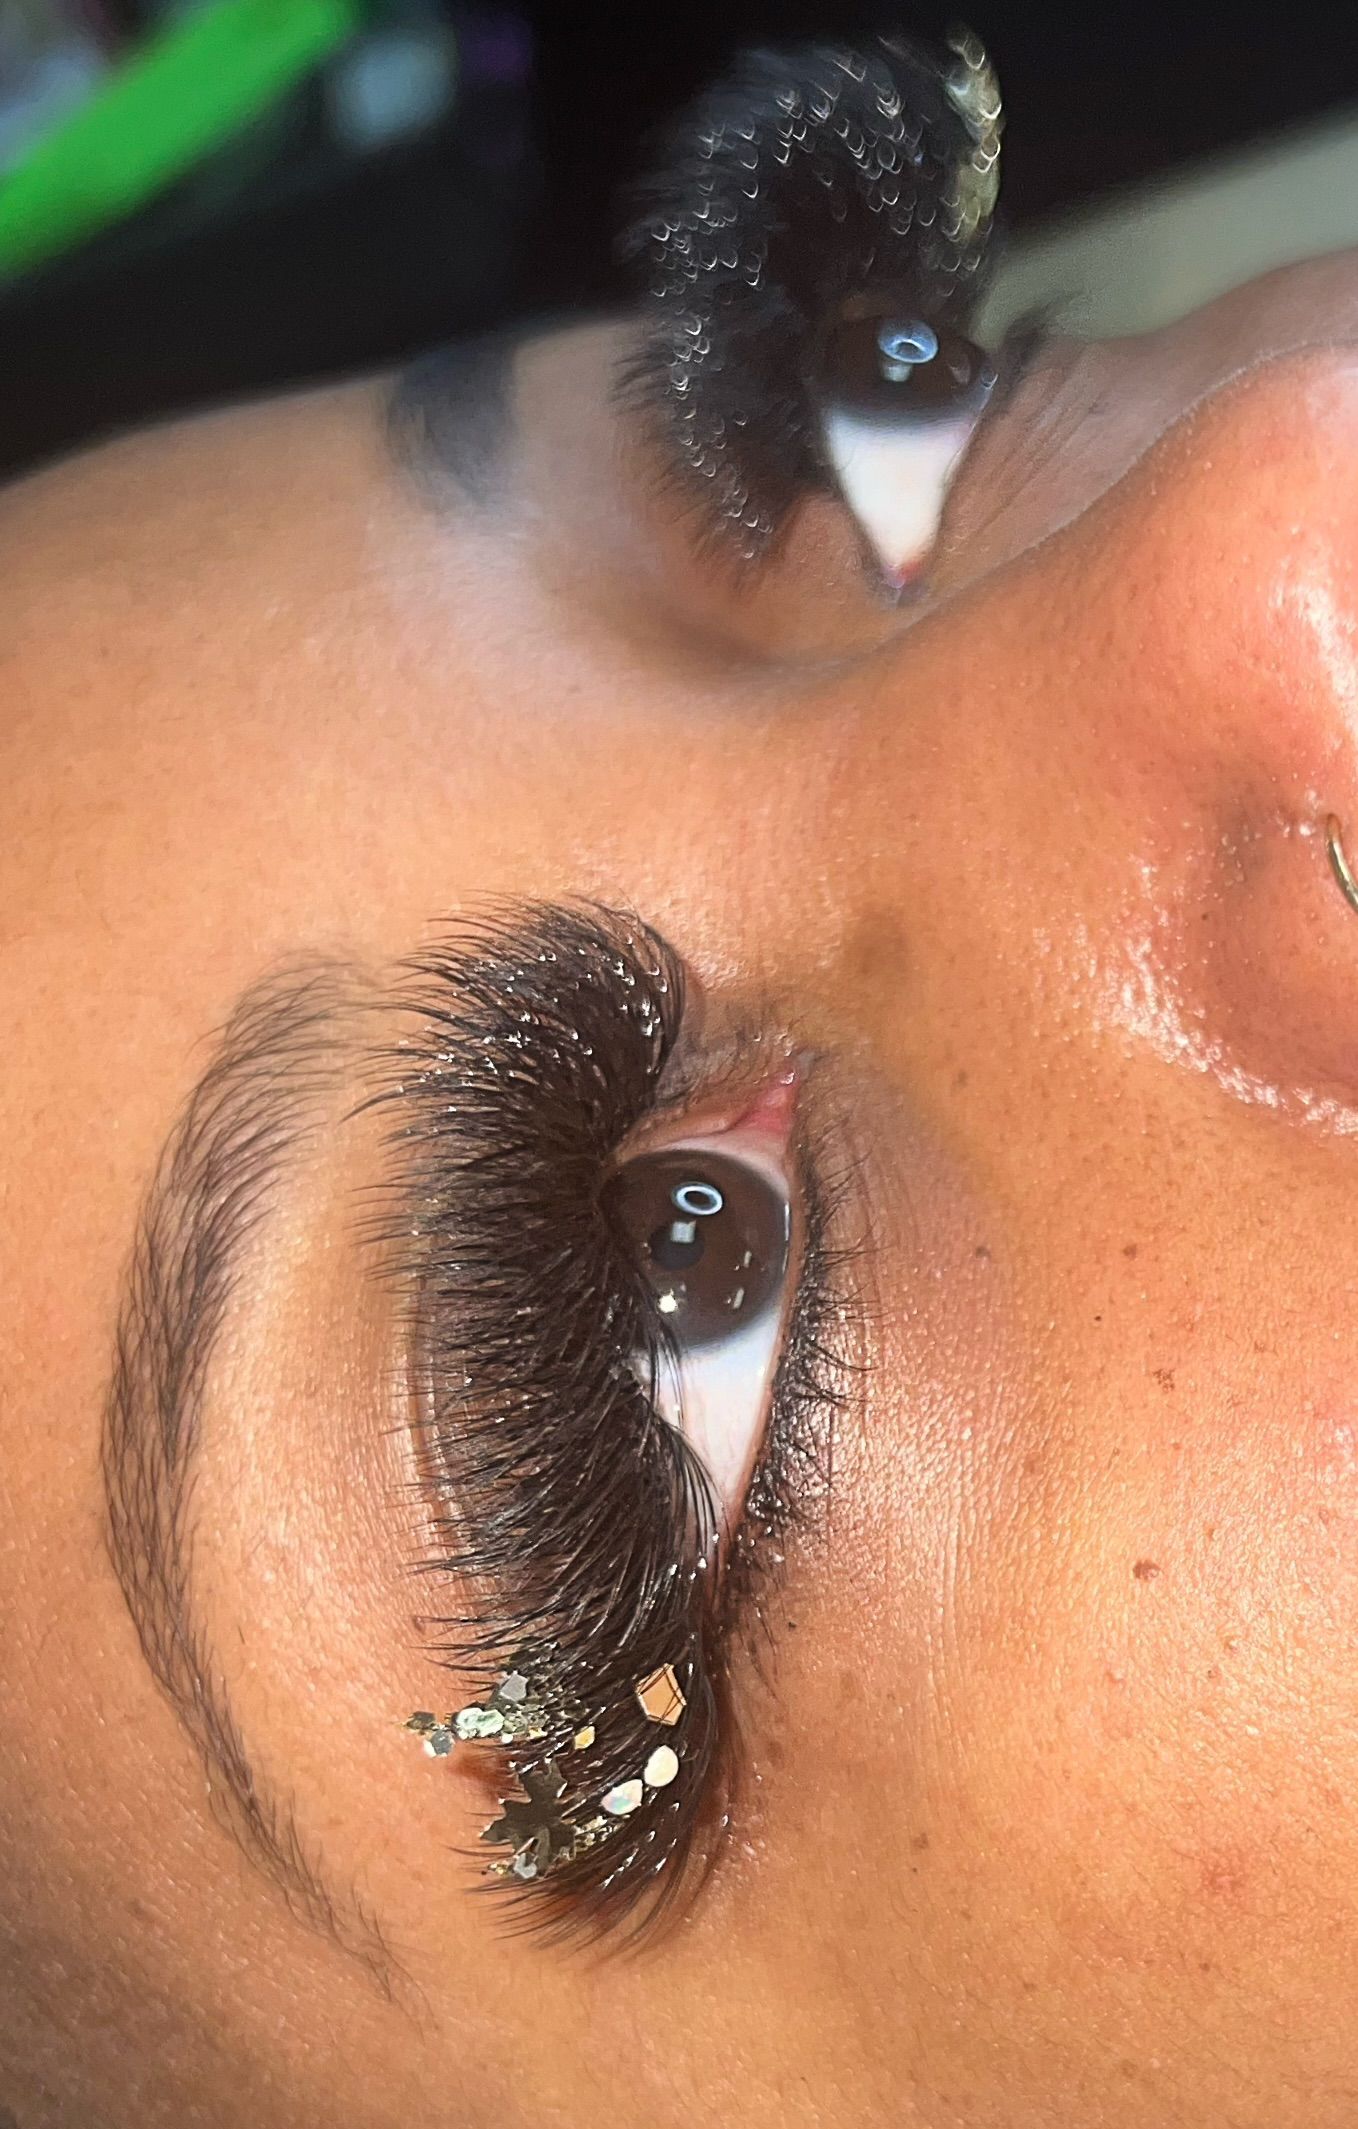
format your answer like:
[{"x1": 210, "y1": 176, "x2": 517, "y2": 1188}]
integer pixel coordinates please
[
  {"x1": 100, "y1": 961, "x2": 396, "y2": 1989},
  {"x1": 385, "y1": 324, "x2": 525, "y2": 505}
]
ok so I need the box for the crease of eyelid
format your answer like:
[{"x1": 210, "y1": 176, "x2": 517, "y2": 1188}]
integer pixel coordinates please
[{"x1": 351, "y1": 903, "x2": 860, "y2": 1940}]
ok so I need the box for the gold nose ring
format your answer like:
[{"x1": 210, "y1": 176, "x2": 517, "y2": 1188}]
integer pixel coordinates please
[{"x1": 1325, "y1": 815, "x2": 1358, "y2": 915}]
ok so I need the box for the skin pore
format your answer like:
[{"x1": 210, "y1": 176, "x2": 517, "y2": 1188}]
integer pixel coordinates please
[{"x1": 4, "y1": 246, "x2": 1358, "y2": 2129}]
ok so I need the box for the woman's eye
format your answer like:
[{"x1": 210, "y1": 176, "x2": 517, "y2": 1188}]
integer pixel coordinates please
[
  {"x1": 817, "y1": 310, "x2": 998, "y2": 584},
  {"x1": 603, "y1": 1140, "x2": 794, "y2": 1530}
]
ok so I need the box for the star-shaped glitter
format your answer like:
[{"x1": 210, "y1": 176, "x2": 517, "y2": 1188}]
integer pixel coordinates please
[{"x1": 481, "y1": 1760, "x2": 579, "y2": 1879}]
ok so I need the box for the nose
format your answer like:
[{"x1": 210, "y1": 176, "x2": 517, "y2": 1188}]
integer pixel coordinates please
[
  {"x1": 834, "y1": 317, "x2": 1358, "y2": 1139},
  {"x1": 942, "y1": 246, "x2": 1358, "y2": 601}
]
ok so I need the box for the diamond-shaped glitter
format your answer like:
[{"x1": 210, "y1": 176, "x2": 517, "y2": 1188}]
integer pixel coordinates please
[{"x1": 634, "y1": 1663, "x2": 686, "y2": 1726}]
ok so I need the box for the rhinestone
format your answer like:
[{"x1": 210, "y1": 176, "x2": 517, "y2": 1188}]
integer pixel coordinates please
[
  {"x1": 601, "y1": 1779, "x2": 645, "y2": 1817},
  {"x1": 643, "y1": 1746, "x2": 679, "y2": 1789}
]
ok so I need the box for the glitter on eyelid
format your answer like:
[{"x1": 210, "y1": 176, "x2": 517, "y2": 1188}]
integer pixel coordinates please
[
  {"x1": 644, "y1": 1746, "x2": 680, "y2": 1788},
  {"x1": 634, "y1": 1664, "x2": 687, "y2": 1725},
  {"x1": 601, "y1": 1779, "x2": 645, "y2": 1816}
]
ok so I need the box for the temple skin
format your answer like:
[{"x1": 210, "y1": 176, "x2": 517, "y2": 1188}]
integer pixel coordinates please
[{"x1": 3, "y1": 254, "x2": 1358, "y2": 2127}]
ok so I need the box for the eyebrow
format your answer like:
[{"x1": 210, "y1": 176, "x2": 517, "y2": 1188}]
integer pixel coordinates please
[
  {"x1": 100, "y1": 960, "x2": 396, "y2": 1989},
  {"x1": 385, "y1": 324, "x2": 525, "y2": 505}
]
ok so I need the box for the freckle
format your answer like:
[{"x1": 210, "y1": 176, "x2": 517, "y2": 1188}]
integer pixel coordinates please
[
  {"x1": 1094, "y1": 1313, "x2": 1103, "y2": 1324},
  {"x1": 1021, "y1": 1979, "x2": 1038, "y2": 1993},
  {"x1": 1118, "y1": 2058, "x2": 1139, "y2": 2079},
  {"x1": 911, "y1": 1831, "x2": 930, "y2": 1852},
  {"x1": 1205, "y1": 1665, "x2": 1221, "y2": 1683},
  {"x1": 1122, "y1": 1242, "x2": 1139, "y2": 1259},
  {"x1": 1199, "y1": 1960, "x2": 1214, "y2": 1973},
  {"x1": 974, "y1": 1242, "x2": 991, "y2": 1260},
  {"x1": 954, "y1": 1068, "x2": 969, "y2": 1090},
  {"x1": 1153, "y1": 1366, "x2": 1176, "y2": 1392},
  {"x1": 837, "y1": 1668, "x2": 862, "y2": 1705},
  {"x1": 1133, "y1": 1557, "x2": 1161, "y2": 1582}
]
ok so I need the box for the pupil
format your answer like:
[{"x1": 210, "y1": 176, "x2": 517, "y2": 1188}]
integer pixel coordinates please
[
  {"x1": 820, "y1": 308, "x2": 996, "y2": 419},
  {"x1": 603, "y1": 1149, "x2": 790, "y2": 1347}
]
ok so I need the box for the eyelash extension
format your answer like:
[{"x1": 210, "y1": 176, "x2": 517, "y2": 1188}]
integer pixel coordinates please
[
  {"x1": 616, "y1": 33, "x2": 1002, "y2": 565},
  {"x1": 375, "y1": 903, "x2": 839, "y2": 1939}
]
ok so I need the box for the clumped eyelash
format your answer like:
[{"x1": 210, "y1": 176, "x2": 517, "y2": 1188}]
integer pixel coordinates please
[{"x1": 373, "y1": 901, "x2": 840, "y2": 1940}]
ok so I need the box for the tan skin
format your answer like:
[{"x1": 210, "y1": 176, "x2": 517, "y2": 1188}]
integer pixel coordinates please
[{"x1": 4, "y1": 246, "x2": 1358, "y2": 2129}]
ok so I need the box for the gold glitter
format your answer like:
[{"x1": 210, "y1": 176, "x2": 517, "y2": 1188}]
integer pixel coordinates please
[
  {"x1": 634, "y1": 1663, "x2": 686, "y2": 1726},
  {"x1": 573, "y1": 1724, "x2": 596, "y2": 1751}
]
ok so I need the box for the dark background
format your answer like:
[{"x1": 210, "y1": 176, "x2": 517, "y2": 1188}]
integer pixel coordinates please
[{"x1": 6, "y1": 2, "x2": 1358, "y2": 477}]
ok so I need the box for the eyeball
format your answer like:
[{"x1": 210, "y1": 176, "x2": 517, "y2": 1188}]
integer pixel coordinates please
[
  {"x1": 816, "y1": 307, "x2": 997, "y2": 585},
  {"x1": 603, "y1": 1141, "x2": 793, "y2": 1528}
]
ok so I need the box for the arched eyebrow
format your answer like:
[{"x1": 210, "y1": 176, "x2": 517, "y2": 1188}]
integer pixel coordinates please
[
  {"x1": 385, "y1": 324, "x2": 526, "y2": 506},
  {"x1": 100, "y1": 960, "x2": 397, "y2": 1990}
]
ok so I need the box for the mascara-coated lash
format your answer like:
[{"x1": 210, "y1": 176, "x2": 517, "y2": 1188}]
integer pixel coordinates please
[
  {"x1": 375, "y1": 904, "x2": 784, "y2": 1935},
  {"x1": 617, "y1": 35, "x2": 1001, "y2": 562}
]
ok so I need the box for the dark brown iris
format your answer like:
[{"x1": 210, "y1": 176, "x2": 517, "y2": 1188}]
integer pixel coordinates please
[
  {"x1": 819, "y1": 308, "x2": 996, "y2": 419},
  {"x1": 603, "y1": 1150, "x2": 790, "y2": 1346}
]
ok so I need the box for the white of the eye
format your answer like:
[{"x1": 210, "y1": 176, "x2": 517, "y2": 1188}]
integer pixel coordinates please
[
  {"x1": 820, "y1": 407, "x2": 979, "y2": 583},
  {"x1": 647, "y1": 1137, "x2": 790, "y2": 1539}
]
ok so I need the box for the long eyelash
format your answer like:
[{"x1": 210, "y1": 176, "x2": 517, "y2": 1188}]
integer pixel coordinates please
[
  {"x1": 616, "y1": 34, "x2": 1002, "y2": 566},
  {"x1": 372, "y1": 902, "x2": 795, "y2": 1940}
]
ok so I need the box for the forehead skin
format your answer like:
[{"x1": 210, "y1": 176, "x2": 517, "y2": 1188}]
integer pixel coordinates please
[{"x1": 2, "y1": 308, "x2": 1358, "y2": 2129}]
